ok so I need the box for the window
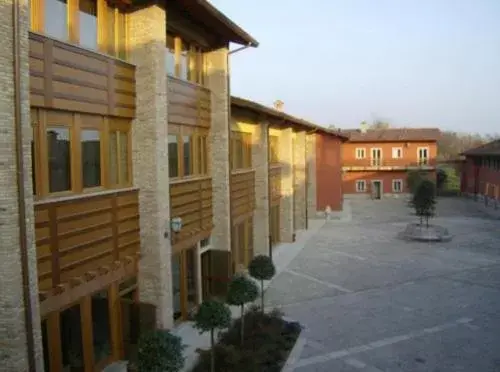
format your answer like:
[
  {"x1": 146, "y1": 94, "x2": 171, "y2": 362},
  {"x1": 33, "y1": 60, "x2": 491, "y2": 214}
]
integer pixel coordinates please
[
  {"x1": 231, "y1": 132, "x2": 252, "y2": 170},
  {"x1": 168, "y1": 134, "x2": 179, "y2": 178},
  {"x1": 31, "y1": 0, "x2": 128, "y2": 58},
  {"x1": 92, "y1": 291, "x2": 111, "y2": 364},
  {"x1": 109, "y1": 130, "x2": 130, "y2": 186},
  {"x1": 269, "y1": 135, "x2": 279, "y2": 163},
  {"x1": 355, "y1": 148, "x2": 366, "y2": 159},
  {"x1": 166, "y1": 34, "x2": 206, "y2": 85},
  {"x1": 392, "y1": 179, "x2": 403, "y2": 193},
  {"x1": 355, "y1": 180, "x2": 366, "y2": 192},
  {"x1": 418, "y1": 147, "x2": 429, "y2": 165},
  {"x1": 197, "y1": 135, "x2": 208, "y2": 175},
  {"x1": 44, "y1": 0, "x2": 68, "y2": 40},
  {"x1": 33, "y1": 110, "x2": 132, "y2": 198},
  {"x1": 231, "y1": 218, "x2": 254, "y2": 269},
  {"x1": 371, "y1": 148, "x2": 382, "y2": 166},
  {"x1": 47, "y1": 127, "x2": 72, "y2": 193},
  {"x1": 81, "y1": 129, "x2": 101, "y2": 188},
  {"x1": 183, "y1": 135, "x2": 192, "y2": 176},
  {"x1": 392, "y1": 147, "x2": 403, "y2": 159},
  {"x1": 200, "y1": 236, "x2": 211, "y2": 248},
  {"x1": 79, "y1": 0, "x2": 98, "y2": 51},
  {"x1": 166, "y1": 34, "x2": 176, "y2": 76}
]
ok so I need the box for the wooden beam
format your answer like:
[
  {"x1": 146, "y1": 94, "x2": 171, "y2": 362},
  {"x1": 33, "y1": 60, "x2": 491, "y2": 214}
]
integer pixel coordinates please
[
  {"x1": 47, "y1": 312, "x2": 63, "y2": 372},
  {"x1": 109, "y1": 283, "x2": 123, "y2": 360},
  {"x1": 81, "y1": 296, "x2": 94, "y2": 372}
]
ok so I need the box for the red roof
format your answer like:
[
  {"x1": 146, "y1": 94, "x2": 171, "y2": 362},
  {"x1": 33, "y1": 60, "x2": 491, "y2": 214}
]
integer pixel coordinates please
[
  {"x1": 341, "y1": 128, "x2": 441, "y2": 143},
  {"x1": 462, "y1": 139, "x2": 500, "y2": 157}
]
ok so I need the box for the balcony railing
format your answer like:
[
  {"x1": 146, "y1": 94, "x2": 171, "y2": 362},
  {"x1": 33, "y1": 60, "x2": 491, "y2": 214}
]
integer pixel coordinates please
[{"x1": 343, "y1": 158, "x2": 436, "y2": 170}]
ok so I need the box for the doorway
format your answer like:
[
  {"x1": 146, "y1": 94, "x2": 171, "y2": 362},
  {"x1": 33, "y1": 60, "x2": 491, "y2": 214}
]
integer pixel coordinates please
[
  {"x1": 372, "y1": 180, "x2": 382, "y2": 199},
  {"x1": 171, "y1": 246, "x2": 199, "y2": 322}
]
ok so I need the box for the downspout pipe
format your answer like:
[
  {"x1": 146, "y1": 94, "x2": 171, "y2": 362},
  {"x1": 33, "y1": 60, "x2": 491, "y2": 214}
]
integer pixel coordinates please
[{"x1": 13, "y1": 0, "x2": 36, "y2": 370}]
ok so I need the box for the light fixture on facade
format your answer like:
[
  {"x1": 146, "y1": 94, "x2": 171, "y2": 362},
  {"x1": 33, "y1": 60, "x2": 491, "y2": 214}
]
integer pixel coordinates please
[{"x1": 171, "y1": 217, "x2": 183, "y2": 233}]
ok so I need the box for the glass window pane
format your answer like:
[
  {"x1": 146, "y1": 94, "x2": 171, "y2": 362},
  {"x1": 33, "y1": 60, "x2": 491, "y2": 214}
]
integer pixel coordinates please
[
  {"x1": 172, "y1": 254, "x2": 182, "y2": 320},
  {"x1": 166, "y1": 34, "x2": 175, "y2": 76},
  {"x1": 119, "y1": 131, "x2": 129, "y2": 183},
  {"x1": 180, "y1": 41, "x2": 189, "y2": 80},
  {"x1": 109, "y1": 131, "x2": 118, "y2": 185},
  {"x1": 45, "y1": 0, "x2": 68, "y2": 40},
  {"x1": 47, "y1": 127, "x2": 71, "y2": 193},
  {"x1": 81, "y1": 129, "x2": 101, "y2": 188},
  {"x1": 79, "y1": 0, "x2": 98, "y2": 50},
  {"x1": 183, "y1": 135, "x2": 191, "y2": 176},
  {"x1": 60, "y1": 304, "x2": 83, "y2": 370},
  {"x1": 107, "y1": 5, "x2": 115, "y2": 55},
  {"x1": 117, "y1": 11, "x2": 127, "y2": 59},
  {"x1": 168, "y1": 134, "x2": 178, "y2": 177},
  {"x1": 92, "y1": 291, "x2": 111, "y2": 364}
]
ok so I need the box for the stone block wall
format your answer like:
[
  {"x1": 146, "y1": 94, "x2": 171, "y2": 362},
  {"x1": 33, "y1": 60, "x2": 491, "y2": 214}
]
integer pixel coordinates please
[
  {"x1": 0, "y1": 0, "x2": 44, "y2": 370},
  {"x1": 278, "y1": 128, "x2": 294, "y2": 242},
  {"x1": 252, "y1": 120, "x2": 270, "y2": 256},
  {"x1": 129, "y1": 5, "x2": 173, "y2": 330},
  {"x1": 293, "y1": 131, "x2": 307, "y2": 230},
  {"x1": 306, "y1": 133, "x2": 317, "y2": 218}
]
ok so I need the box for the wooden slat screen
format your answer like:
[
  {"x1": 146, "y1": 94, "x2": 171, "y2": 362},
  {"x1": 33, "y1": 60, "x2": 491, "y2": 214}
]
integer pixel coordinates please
[
  {"x1": 230, "y1": 171, "x2": 255, "y2": 222},
  {"x1": 35, "y1": 189, "x2": 140, "y2": 292},
  {"x1": 170, "y1": 178, "x2": 213, "y2": 245},
  {"x1": 167, "y1": 76, "x2": 211, "y2": 128},
  {"x1": 29, "y1": 32, "x2": 136, "y2": 118}
]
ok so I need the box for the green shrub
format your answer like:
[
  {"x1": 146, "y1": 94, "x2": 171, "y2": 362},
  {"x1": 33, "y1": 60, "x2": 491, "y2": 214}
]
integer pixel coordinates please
[
  {"x1": 226, "y1": 274, "x2": 259, "y2": 344},
  {"x1": 248, "y1": 255, "x2": 276, "y2": 314},
  {"x1": 137, "y1": 330, "x2": 184, "y2": 372},
  {"x1": 193, "y1": 300, "x2": 232, "y2": 372},
  {"x1": 412, "y1": 179, "x2": 437, "y2": 227}
]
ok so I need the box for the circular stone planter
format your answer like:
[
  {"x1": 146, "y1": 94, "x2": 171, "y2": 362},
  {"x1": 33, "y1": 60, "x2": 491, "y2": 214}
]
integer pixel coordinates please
[{"x1": 399, "y1": 223, "x2": 453, "y2": 242}]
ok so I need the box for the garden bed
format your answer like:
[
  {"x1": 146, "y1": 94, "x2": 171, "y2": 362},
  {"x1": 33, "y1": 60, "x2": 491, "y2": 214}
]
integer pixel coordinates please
[{"x1": 192, "y1": 307, "x2": 302, "y2": 372}]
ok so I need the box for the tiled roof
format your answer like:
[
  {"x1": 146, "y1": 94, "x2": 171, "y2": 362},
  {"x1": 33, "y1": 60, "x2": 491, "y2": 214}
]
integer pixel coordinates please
[
  {"x1": 231, "y1": 97, "x2": 349, "y2": 141},
  {"x1": 462, "y1": 139, "x2": 500, "y2": 157},
  {"x1": 340, "y1": 128, "x2": 441, "y2": 143}
]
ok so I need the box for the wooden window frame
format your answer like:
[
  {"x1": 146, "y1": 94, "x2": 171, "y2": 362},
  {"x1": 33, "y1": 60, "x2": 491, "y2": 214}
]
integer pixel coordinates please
[
  {"x1": 169, "y1": 126, "x2": 209, "y2": 180},
  {"x1": 392, "y1": 179, "x2": 403, "y2": 193},
  {"x1": 392, "y1": 147, "x2": 403, "y2": 159},
  {"x1": 355, "y1": 180, "x2": 366, "y2": 192},
  {"x1": 269, "y1": 135, "x2": 280, "y2": 164},
  {"x1": 108, "y1": 119, "x2": 132, "y2": 188},
  {"x1": 32, "y1": 109, "x2": 132, "y2": 199},
  {"x1": 167, "y1": 34, "x2": 206, "y2": 85},
  {"x1": 29, "y1": 0, "x2": 128, "y2": 60},
  {"x1": 355, "y1": 147, "x2": 366, "y2": 159},
  {"x1": 417, "y1": 147, "x2": 430, "y2": 165}
]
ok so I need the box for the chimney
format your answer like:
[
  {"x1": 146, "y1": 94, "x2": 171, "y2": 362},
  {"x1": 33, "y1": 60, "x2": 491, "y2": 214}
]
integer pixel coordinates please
[
  {"x1": 360, "y1": 121, "x2": 368, "y2": 133},
  {"x1": 273, "y1": 100, "x2": 284, "y2": 111}
]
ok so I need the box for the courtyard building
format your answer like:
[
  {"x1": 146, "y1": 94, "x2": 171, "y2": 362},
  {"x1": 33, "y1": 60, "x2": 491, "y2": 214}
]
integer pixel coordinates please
[{"x1": 340, "y1": 124, "x2": 441, "y2": 199}]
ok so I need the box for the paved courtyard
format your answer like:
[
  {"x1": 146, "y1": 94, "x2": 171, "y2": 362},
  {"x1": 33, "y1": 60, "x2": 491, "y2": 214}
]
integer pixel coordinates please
[{"x1": 266, "y1": 197, "x2": 500, "y2": 372}]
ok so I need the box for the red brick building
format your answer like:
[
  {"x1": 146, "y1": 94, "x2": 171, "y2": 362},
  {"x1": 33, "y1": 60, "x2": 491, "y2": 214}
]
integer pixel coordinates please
[
  {"x1": 461, "y1": 139, "x2": 500, "y2": 201},
  {"x1": 341, "y1": 126, "x2": 441, "y2": 198}
]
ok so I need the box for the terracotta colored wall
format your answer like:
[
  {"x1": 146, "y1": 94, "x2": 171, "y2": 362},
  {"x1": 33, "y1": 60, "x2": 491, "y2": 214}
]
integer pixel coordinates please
[
  {"x1": 342, "y1": 141, "x2": 438, "y2": 167},
  {"x1": 342, "y1": 171, "x2": 409, "y2": 194},
  {"x1": 316, "y1": 134, "x2": 343, "y2": 211}
]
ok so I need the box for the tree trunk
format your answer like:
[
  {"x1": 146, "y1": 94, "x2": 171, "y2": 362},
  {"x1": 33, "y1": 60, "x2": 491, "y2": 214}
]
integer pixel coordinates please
[
  {"x1": 210, "y1": 328, "x2": 215, "y2": 372},
  {"x1": 240, "y1": 304, "x2": 245, "y2": 345},
  {"x1": 420, "y1": 215, "x2": 423, "y2": 226},
  {"x1": 261, "y1": 279, "x2": 264, "y2": 314}
]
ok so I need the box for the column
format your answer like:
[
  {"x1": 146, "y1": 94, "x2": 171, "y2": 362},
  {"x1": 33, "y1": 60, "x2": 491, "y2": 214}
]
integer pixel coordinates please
[
  {"x1": 279, "y1": 128, "x2": 294, "y2": 242},
  {"x1": 206, "y1": 46, "x2": 231, "y2": 254},
  {"x1": 294, "y1": 131, "x2": 307, "y2": 230},
  {"x1": 252, "y1": 120, "x2": 269, "y2": 256},
  {"x1": 0, "y1": 0, "x2": 44, "y2": 369},
  {"x1": 306, "y1": 133, "x2": 318, "y2": 218},
  {"x1": 128, "y1": 6, "x2": 173, "y2": 329}
]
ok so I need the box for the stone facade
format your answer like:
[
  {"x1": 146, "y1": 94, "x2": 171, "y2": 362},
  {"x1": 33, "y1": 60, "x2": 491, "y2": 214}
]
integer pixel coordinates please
[
  {"x1": 0, "y1": 0, "x2": 44, "y2": 370},
  {"x1": 128, "y1": 6, "x2": 173, "y2": 329},
  {"x1": 306, "y1": 133, "x2": 317, "y2": 218},
  {"x1": 252, "y1": 120, "x2": 270, "y2": 256},
  {"x1": 206, "y1": 47, "x2": 231, "y2": 254},
  {"x1": 278, "y1": 128, "x2": 294, "y2": 242},
  {"x1": 293, "y1": 131, "x2": 307, "y2": 230}
]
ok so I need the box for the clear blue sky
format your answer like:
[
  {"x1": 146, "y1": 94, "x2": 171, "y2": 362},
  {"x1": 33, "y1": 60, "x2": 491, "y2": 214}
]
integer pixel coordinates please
[{"x1": 211, "y1": 0, "x2": 500, "y2": 134}]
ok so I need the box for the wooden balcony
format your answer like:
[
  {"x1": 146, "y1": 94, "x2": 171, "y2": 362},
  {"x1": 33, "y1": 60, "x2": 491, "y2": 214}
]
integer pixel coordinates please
[
  {"x1": 342, "y1": 158, "x2": 436, "y2": 172},
  {"x1": 170, "y1": 177, "x2": 213, "y2": 252},
  {"x1": 35, "y1": 189, "x2": 140, "y2": 313},
  {"x1": 167, "y1": 76, "x2": 211, "y2": 128}
]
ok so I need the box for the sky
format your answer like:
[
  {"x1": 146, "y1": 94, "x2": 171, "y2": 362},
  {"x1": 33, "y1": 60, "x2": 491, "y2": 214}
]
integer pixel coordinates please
[{"x1": 211, "y1": 0, "x2": 500, "y2": 134}]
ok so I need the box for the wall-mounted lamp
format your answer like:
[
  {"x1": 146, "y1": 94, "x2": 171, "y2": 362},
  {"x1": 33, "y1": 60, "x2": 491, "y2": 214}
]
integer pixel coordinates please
[{"x1": 171, "y1": 217, "x2": 183, "y2": 233}]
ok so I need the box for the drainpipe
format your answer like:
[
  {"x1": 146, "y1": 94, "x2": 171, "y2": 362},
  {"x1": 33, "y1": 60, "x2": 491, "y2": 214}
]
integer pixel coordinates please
[{"x1": 13, "y1": 0, "x2": 36, "y2": 370}]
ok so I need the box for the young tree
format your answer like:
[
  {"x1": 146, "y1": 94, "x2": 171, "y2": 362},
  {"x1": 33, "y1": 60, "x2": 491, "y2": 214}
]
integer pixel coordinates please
[
  {"x1": 248, "y1": 255, "x2": 276, "y2": 314},
  {"x1": 412, "y1": 179, "x2": 437, "y2": 227},
  {"x1": 193, "y1": 300, "x2": 232, "y2": 372},
  {"x1": 137, "y1": 330, "x2": 184, "y2": 372},
  {"x1": 407, "y1": 169, "x2": 425, "y2": 195},
  {"x1": 226, "y1": 274, "x2": 259, "y2": 345}
]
